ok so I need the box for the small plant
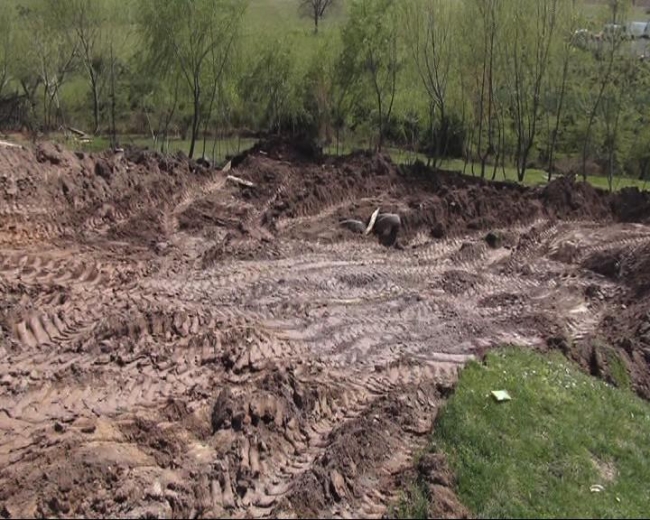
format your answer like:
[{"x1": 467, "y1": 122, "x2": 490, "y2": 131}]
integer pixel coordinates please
[{"x1": 394, "y1": 482, "x2": 429, "y2": 519}]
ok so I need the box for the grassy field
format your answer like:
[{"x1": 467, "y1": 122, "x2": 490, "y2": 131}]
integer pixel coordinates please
[
  {"x1": 438, "y1": 158, "x2": 650, "y2": 192},
  {"x1": 53, "y1": 134, "x2": 257, "y2": 165},
  {"x1": 400, "y1": 348, "x2": 650, "y2": 519}
]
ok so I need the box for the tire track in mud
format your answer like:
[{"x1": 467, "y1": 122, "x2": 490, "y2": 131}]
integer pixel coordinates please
[{"x1": 2, "y1": 212, "x2": 650, "y2": 518}]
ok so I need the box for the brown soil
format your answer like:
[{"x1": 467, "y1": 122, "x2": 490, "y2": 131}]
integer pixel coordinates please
[{"x1": 1, "y1": 136, "x2": 650, "y2": 519}]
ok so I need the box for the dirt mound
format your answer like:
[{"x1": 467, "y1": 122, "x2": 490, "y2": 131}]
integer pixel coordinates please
[
  {"x1": 582, "y1": 241, "x2": 650, "y2": 296},
  {"x1": 4, "y1": 137, "x2": 650, "y2": 252},
  {"x1": 224, "y1": 141, "x2": 650, "y2": 246},
  {"x1": 541, "y1": 175, "x2": 612, "y2": 220},
  {"x1": 0, "y1": 141, "x2": 216, "y2": 246},
  {"x1": 599, "y1": 301, "x2": 650, "y2": 398},
  {"x1": 614, "y1": 187, "x2": 650, "y2": 222},
  {"x1": 231, "y1": 134, "x2": 323, "y2": 167}
]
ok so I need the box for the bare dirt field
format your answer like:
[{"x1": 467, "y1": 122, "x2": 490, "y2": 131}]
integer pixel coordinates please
[{"x1": 1, "y1": 137, "x2": 650, "y2": 519}]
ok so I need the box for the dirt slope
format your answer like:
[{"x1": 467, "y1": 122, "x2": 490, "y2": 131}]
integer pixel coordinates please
[{"x1": 1, "y1": 138, "x2": 649, "y2": 518}]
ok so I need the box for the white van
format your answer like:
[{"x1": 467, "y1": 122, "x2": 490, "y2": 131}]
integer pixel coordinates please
[{"x1": 627, "y1": 21, "x2": 649, "y2": 39}]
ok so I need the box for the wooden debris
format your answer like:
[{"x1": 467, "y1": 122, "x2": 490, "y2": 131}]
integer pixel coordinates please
[
  {"x1": 364, "y1": 207, "x2": 381, "y2": 235},
  {"x1": 226, "y1": 175, "x2": 255, "y2": 188}
]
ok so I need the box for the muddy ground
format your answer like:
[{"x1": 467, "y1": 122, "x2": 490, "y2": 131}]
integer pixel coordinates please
[{"x1": 1, "y1": 138, "x2": 650, "y2": 519}]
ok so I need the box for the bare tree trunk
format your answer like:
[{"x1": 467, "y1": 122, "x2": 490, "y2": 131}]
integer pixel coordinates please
[
  {"x1": 90, "y1": 71, "x2": 99, "y2": 134},
  {"x1": 109, "y1": 43, "x2": 117, "y2": 148},
  {"x1": 548, "y1": 52, "x2": 569, "y2": 183},
  {"x1": 189, "y1": 78, "x2": 201, "y2": 158},
  {"x1": 582, "y1": 42, "x2": 616, "y2": 182}
]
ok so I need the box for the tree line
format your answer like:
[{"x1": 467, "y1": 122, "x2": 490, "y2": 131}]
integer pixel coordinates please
[{"x1": 0, "y1": 0, "x2": 648, "y2": 189}]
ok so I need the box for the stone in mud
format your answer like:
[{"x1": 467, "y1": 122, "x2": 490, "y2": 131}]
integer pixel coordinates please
[{"x1": 211, "y1": 388, "x2": 237, "y2": 432}]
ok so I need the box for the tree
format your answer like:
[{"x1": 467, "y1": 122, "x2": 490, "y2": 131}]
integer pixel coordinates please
[
  {"x1": 0, "y1": 7, "x2": 14, "y2": 98},
  {"x1": 339, "y1": 0, "x2": 401, "y2": 151},
  {"x1": 138, "y1": 0, "x2": 247, "y2": 158},
  {"x1": 580, "y1": 20, "x2": 626, "y2": 181},
  {"x1": 463, "y1": 0, "x2": 502, "y2": 179},
  {"x1": 15, "y1": 1, "x2": 79, "y2": 131},
  {"x1": 600, "y1": 54, "x2": 636, "y2": 191},
  {"x1": 299, "y1": 0, "x2": 336, "y2": 34},
  {"x1": 239, "y1": 38, "x2": 300, "y2": 134},
  {"x1": 501, "y1": 0, "x2": 560, "y2": 182},
  {"x1": 608, "y1": 0, "x2": 631, "y2": 24},
  {"x1": 543, "y1": 1, "x2": 581, "y2": 182},
  {"x1": 403, "y1": 0, "x2": 455, "y2": 167},
  {"x1": 51, "y1": 0, "x2": 108, "y2": 135}
]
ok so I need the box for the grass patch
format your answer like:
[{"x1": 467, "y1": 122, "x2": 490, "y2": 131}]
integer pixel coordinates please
[
  {"x1": 438, "y1": 158, "x2": 650, "y2": 192},
  {"x1": 429, "y1": 347, "x2": 650, "y2": 519},
  {"x1": 48, "y1": 133, "x2": 256, "y2": 164},
  {"x1": 607, "y1": 350, "x2": 632, "y2": 392},
  {"x1": 594, "y1": 342, "x2": 633, "y2": 391},
  {"x1": 394, "y1": 482, "x2": 430, "y2": 520}
]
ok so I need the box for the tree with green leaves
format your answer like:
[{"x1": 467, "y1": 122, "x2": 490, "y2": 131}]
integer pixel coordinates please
[
  {"x1": 600, "y1": 53, "x2": 637, "y2": 191},
  {"x1": 50, "y1": 0, "x2": 108, "y2": 134},
  {"x1": 501, "y1": 0, "x2": 560, "y2": 182},
  {"x1": 238, "y1": 38, "x2": 300, "y2": 135},
  {"x1": 580, "y1": 18, "x2": 627, "y2": 181},
  {"x1": 339, "y1": 0, "x2": 401, "y2": 151},
  {"x1": 542, "y1": 4, "x2": 581, "y2": 182},
  {"x1": 138, "y1": 0, "x2": 247, "y2": 158},
  {"x1": 0, "y1": 7, "x2": 14, "y2": 98},
  {"x1": 461, "y1": 0, "x2": 502, "y2": 178},
  {"x1": 15, "y1": 1, "x2": 79, "y2": 131},
  {"x1": 403, "y1": 0, "x2": 455, "y2": 167}
]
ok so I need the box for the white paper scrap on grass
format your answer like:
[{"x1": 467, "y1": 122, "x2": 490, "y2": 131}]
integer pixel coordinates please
[{"x1": 491, "y1": 390, "x2": 512, "y2": 402}]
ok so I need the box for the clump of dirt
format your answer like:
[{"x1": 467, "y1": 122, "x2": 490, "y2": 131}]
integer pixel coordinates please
[
  {"x1": 478, "y1": 292, "x2": 527, "y2": 309},
  {"x1": 595, "y1": 301, "x2": 650, "y2": 398},
  {"x1": 178, "y1": 198, "x2": 249, "y2": 234},
  {"x1": 614, "y1": 187, "x2": 650, "y2": 222},
  {"x1": 231, "y1": 134, "x2": 324, "y2": 167},
  {"x1": 386, "y1": 449, "x2": 470, "y2": 520},
  {"x1": 0, "y1": 142, "x2": 216, "y2": 246},
  {"x1": 437, "y1": 270, "x2": 483, "y2": 296},
  {"x1": 415, "y1": 452, "x2": 471, "y2": 519},
  {"x1": 107, "y1": 207, "x2": 168, "y2": 245},
  {"x1": 285, "y1": 384, "x2": 440, "y2": 518},
  {"x1": 120, "y1": 418, "x2": 184, "y2": 468},
  {"x1": 541, "y1": 175, "x2": 612, "y2": 221},
  {"x1": 226, "y1": 140, "x2": 650, "y2": 246},
  {"x1": 582, "y1": 242, "x2": 650, "y2": 296},
  {"x1": 210, "y1": 364, "x2": 340, "y2": 437}
]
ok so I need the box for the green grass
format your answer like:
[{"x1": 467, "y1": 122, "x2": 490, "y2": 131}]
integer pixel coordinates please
[
  {"x1": 51, "y1": 133, "x2": 256, "y2": 164},
  {"x1": 438, "y1": 158, "x2": 649, "y2": 192},
  {"x1": 593, "y1": 341, "x2": 633, "y2": 391},
  {"x1": 424, "y1": 347, "x2": 650, "y2": 519}
]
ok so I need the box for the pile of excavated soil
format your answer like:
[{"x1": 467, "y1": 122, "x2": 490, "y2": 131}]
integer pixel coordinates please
[
  {"x1": 0, "y1": 141, "x2": 215, "y2": 246},
  {"x1": 3, "y1": 137, "x2": 650, "y2": 250},
  {"x1": 226, "y1": 139, "x2": 650, "y2": 244}
]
